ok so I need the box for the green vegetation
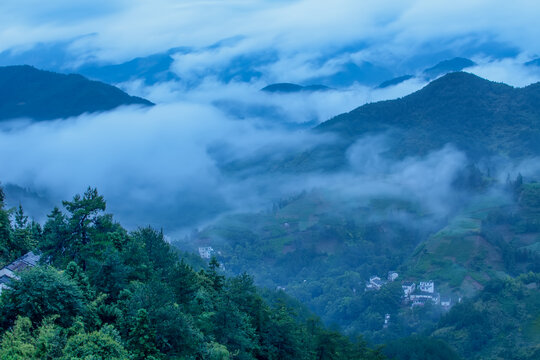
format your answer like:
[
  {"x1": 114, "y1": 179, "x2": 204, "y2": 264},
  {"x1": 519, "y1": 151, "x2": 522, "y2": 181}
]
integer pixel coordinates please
[
  {"x1": 433, "y1": 273, "x2": 540, "y2": 359},
  {"x1": 0, "y1": 187, "x2": 386, "y2": 359},
  {"x1": 177, "y1": 191, "x2": 431, "y2": 335},
  {"x1": 280, "y1": 72, "x2": 540, "y2": 172},
  {"x1": 175, "y1": 174, "x2": 540, "y2": 359}
]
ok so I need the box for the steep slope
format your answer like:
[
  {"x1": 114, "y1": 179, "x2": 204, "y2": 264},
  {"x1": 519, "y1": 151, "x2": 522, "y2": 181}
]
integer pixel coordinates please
[
  {"x1": 0, "y1": 65, "x2": 153, "y2": 121},
  {"x1": 311, "y1": 72, "x2": 540, "y2": 168}
]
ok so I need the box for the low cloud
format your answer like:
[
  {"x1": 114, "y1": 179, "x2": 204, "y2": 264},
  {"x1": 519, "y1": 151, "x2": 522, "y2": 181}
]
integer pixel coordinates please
[
  {"x1": 2, "y1": 0, "x2": 540, "y2": 87},
  {"x1": 467, "y1": 56, "x2": 540, "y2": 87},
  {"x1": 2, "y1": 0, "x2": 540, "y2": 235}
]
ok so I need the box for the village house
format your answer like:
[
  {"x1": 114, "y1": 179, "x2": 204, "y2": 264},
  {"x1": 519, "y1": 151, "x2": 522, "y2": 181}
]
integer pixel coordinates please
[
  {"x1": 383, "y1": 313, "x2": 391, "y2": 329},
  {"x1": 387, "y1": 271, "x2": 399, "y2": 282},
  {"x1": 198, "y1": 246, "x2": 215, "y2": 259},
  {"x1": 410, "y1": 290, "x2": 440, "y2": 305},
  {"x1": 441, "y1": 297, "x2": 452, "y2": 308},
  {"x1": 401, "y1": 281, "x2": 416, "y2": 297},
  {"x1": 366, "y1": 275, "x2": 386, "y2": 291},
  {"x1": 419, "y1": 280, "x2": 435, "y2": 293},
  {"x1": 0, "y1": 252, "x2": 40, "y2": 295}
]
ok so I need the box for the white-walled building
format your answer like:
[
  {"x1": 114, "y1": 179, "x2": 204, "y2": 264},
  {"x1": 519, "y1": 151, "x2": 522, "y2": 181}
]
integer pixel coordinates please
[
  {"x1": 388, "y1": 271, "x2": 399, "y2": 282},
  {"x1": 198, "y1": 246, "x2": 215, "y2": 259},
  {"x1": 402, "y1": 282, "x2": 416, "y2": 297},
  {"x1": 419, "y1": 281, "x2": 435, "y2": 293},
  {"x1": 366, "y1": 276, "x2": 386, "y2": 290}
]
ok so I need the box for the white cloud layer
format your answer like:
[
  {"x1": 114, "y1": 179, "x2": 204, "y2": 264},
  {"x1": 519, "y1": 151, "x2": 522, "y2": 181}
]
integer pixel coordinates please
[
  {"x1": 2, "y1": 0, "x2": 540, "y2": 234},
  {"x1": 2, "y1": 1, "x2": 540, "y2": 76}
]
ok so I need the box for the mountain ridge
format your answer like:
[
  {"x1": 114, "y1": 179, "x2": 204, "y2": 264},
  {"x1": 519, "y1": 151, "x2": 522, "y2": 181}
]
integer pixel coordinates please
[
  {"x1": 310, "y1": 72, "x2": 540, "y2": 167},
  {"x1": 0, "y1": 65, "x2": 153, "y2": 121}
]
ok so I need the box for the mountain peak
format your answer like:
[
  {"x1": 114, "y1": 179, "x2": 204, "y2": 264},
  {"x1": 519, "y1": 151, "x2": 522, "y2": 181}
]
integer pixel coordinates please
[
  {"x1": 0, "y1": 65, "x2": 153, "y2": 121},
  {"x1": 415, "y1": 71, "x2": 513, "y2": 98},
  {"x1": 423, "y1": 57, "x2": 476, "y2": 78},
  {"x1": 311, "y1": 73, "x2": 540, "y2": 168}
]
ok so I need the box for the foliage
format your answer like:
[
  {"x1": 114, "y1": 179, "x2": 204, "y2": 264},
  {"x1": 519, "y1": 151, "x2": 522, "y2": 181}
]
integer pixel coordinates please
[
  {"x1": 0, "y1": 188, "x2": 382, "y2": 359},
  {"x1": 383, "y1": 335, "x2": 462, "y2": 360},
  {"x1": 433, "y1": 274, "x2": 540, "y2": 359},
  {"x1": 0, "y1": 266, "x2": 85, "y2": 328}
]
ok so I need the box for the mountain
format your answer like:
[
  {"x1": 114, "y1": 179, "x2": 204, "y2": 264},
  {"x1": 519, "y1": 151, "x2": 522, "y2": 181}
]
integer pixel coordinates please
[
  {"x1": 261, "y1": 83, "x2": 331, "y2": 93},
  {"x1": 422, "y1": 57, "x2": 475, "y2": 79},
  {"x1": 525, "y1": 58, "x2": 540, "y2": 67},
  {"x1": 377, "y1": 75, "x2": 414, "y2": 88},
  {"x1": 376, "y1": 58, "x2": 475, "y2": 89},
  {"x1": 0, "y1": 65, "x2": 153, "y2": 121},
  {"x1": 310, "y1": 60, "x2": 394, "y2": 87},
  {"x1": 307, "y1": 72, "x2": 540, "y2": 169},
  {"x1": 78, "y1": 53, "x2": 180, "y2": 85}
]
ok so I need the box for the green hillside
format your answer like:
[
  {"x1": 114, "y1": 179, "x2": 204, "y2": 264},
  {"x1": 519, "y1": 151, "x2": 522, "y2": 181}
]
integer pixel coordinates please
[
  {"x1": 406, "y1": 182, "x2": 540, "y2": 297},
  {"x1": 432, "y1": 273, "x2": 540, "y2": 359},
  {"x1": 0, "y1": 187, "x2": 384, "y2": 360},
  {"x1": 280, "y1": 72, "x2": 540, "y2": 172}
]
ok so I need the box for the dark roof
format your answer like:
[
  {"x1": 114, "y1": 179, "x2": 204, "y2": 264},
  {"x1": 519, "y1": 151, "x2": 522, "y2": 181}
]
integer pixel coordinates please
[
  {"x1": 3, "y1": 251, "x2": 40, "y2": 272},
  {"x1": 6, "y1": 260, "x2": 31, "y2": 271},
  {"x1": 0, "y1": 275, "x2": 12, "y2": 285}
]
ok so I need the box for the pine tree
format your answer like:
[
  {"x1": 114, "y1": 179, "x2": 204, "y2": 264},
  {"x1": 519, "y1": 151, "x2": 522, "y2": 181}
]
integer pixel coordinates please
[{"x1": 128, "y1": 309, "x2": 160, "y2": 360}]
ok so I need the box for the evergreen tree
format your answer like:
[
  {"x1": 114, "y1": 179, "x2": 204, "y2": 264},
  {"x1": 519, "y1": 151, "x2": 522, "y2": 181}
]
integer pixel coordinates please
[
  {"x1": 128, "y1": 309, "x2": 160, "y2": 360},
  {"x1": 0, "y1": 186, "x2": 12, "y2": 263}
]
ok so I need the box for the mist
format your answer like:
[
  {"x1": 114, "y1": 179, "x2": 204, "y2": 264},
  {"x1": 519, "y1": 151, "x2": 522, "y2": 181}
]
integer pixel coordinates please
[
  {"x1": 2, "y1": 0, "x2": 540, "y2": 236},
  {"x1": 2, "y1": 84, "x2": 537, "y2": 236}
]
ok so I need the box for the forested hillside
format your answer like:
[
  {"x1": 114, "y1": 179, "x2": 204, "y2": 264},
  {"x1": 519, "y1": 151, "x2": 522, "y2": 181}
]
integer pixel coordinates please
[
  {"x1": 270, "y1": 72, "x2": 540, "y2": 173},
  {"x1": 318, "y1": 72, "x2": 540, "y2": 160},
  {"x1": 178, "y1": 173, "x2": 540, "y2": 359},
  {"x1": 0, "y1": 187, "x2": 388, "y2": 360}
]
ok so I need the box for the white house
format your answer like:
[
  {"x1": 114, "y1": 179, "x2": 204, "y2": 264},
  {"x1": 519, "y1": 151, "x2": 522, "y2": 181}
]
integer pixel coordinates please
[
  {"x1": 383, "y1": 313, "x2": 391, "y2": 329},
  {"x1": 410, "y1": 291, "x2": 440, "y2": 305},
  {"x1": 402, "y1": 282, "x2": 416, "y2": 297},
  {"x1": 441, "y1": 297, "x2": 452, "y2": 308},
  {"x1": 388, "y1": 271, "x2": 399, "y2": 282},
  {"x1": 198, "y1": 247, "x2": 214, "y2": 259},
  {"x1": 366, "y1": 276, "x2": 386, "y2": 290},
  {"x1": 419, "y1": 281, "x2": 434, "y2": 293}
]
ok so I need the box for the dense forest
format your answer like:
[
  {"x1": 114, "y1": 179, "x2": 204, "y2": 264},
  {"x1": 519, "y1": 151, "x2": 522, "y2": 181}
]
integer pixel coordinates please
[
  {"x1": 176, "y1": 172, "x2": 540, "y2": 359},
  {"x1": 3, "y1": 185, "x2": 537, "y2": 359},
  {"x1": 0, "y1": 186, "x2": 391, "y2": 360}
]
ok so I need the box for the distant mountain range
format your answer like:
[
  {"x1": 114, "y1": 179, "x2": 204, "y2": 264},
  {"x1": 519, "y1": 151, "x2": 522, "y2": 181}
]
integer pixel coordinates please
[
  {"x1": 0, "y1": 65, "x2": 153, "y2": 121},
  {"x1": 78, "y1": 53, "x2": 179, "y2": 85},
  {"x1": 377, "y1": 57, "x2": 476, "y2": 88},
  {"x1": 261, "y1": 83, "x2": 331, "y2": 93},
  {"x1": 263, "y1": 58, "x2": 477, "y2": 92}
]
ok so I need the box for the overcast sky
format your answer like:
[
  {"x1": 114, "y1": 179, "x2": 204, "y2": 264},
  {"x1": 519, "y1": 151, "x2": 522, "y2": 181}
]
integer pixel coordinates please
[
  {"x1": 2, "y1": 1, "x2": 540, "y2": 81},
  {"x1": 2, "y1": 1, "x2": 540, "y2": 232}
]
